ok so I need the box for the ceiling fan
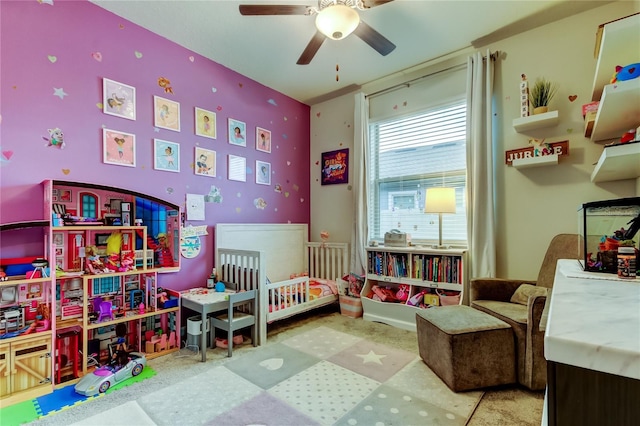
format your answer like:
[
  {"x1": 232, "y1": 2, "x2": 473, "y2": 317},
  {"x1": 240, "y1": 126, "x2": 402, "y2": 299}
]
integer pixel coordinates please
[{"x1": 239, "y1": 0, "x2": 396, "y2": 65}]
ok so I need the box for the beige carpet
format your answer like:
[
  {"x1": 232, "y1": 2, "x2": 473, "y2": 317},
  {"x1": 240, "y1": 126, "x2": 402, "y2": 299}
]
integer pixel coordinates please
[{"x1": 26, "y1": 305, "x2": 544, "y2": 425}]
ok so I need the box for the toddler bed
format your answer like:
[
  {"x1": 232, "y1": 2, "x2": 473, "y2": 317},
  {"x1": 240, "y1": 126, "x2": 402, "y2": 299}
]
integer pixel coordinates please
[{"x1": 215, "y1": 224, "x2": 348, "y2": 345}]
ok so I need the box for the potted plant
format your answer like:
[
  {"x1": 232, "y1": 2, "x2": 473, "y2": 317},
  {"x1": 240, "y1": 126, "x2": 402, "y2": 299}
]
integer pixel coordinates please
[{"x1": 529, "y1": 77, "x2": 558, "y2": 115}]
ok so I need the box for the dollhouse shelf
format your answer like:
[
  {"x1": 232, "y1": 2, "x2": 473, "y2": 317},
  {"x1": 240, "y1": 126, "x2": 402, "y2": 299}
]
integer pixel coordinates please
[
  {"x1": 512, "y1": 154, "x2": 559, "y2": 169},
  {"x1": 512, "y1": 111, "x2": 559, "y2": 133},
  {"x1": 590, "y1": 142, "x2": 640, "y2": 183},
  {"x1": 85, "y1": 306, "x2": 179, "y2": 330}
]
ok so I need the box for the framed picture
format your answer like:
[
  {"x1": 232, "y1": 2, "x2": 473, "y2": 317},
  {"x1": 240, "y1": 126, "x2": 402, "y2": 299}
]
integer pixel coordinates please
[
  {"x1": 228, "y1": 118, "x2": 247, "y2": 147},
  {"x1": 103, "y1": 78, "x2": 136, "y2": 120},
  {"x1": 228, "y1": 155, "x2": 246, "y2": 182},
  {"x1": 103, "y1": 128, "x2": 136, "y2": 167},
  {"x1": 52, "y1": 189, "x2": 59, "y2": 202},
  {"x1": 154, "y1": 139, "x2": 180, "y2": 173},
  {"x1": 195, "y1": 107, "x2": 216, "y2": 139},
  {"x1": 255, "y1": 127, "x2": 271, "y2": 153},
  {"x1": 53, "y1": 233, "x2": 64, "y2": 246},
  {"x1": 195, "y1": 147, "x2": 216, "y2": 177},
  {"x1": 154, "y1": 96, "x2": 180, "y2": 132},
  {"x1": 321, "y1": 148, "x2": 349, "y2": 185},
  {"x1": 59, "y1": 189, "x2": 72, "y2": 203},
  {"x1": 55, "y1": 247, "x2": 64, "y2": 257},
  {"x1": 256, "y1": 160, "x2": 271, "y2": 185}
]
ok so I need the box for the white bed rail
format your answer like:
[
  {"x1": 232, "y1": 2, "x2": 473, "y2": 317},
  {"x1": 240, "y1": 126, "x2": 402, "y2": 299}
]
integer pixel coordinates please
[
  {"x1": 306, "y1": 242, "x2": 349, "y2": 281},
  {"x1": 217, "y1": 249, "x2": 263, "y2": 293}
]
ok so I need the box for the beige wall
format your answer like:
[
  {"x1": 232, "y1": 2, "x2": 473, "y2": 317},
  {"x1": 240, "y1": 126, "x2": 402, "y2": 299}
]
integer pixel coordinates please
[{"x1": 311, "y1": 1, "x2": 640, "y2": 280}]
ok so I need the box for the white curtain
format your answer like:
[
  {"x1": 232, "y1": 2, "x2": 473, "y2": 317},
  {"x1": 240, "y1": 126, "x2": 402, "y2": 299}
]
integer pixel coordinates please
[
  {"x1": 466, "y1": 50, "x2": 496, "y2": 279},
  {"x1": 351, "y1": 92, "x2": 369, "y2": 275}
]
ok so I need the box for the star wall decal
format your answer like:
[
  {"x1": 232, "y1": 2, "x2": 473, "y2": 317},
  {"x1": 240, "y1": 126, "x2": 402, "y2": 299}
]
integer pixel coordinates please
[
  {"x1": 356, "y1": 350, "x2": 387, "y2": 365},
  {"x1": 53, "y1": 88, "x2": 68, "y2": 99}
]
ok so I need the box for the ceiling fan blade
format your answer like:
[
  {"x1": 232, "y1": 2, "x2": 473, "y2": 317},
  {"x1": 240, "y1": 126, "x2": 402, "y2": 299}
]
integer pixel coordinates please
[
  {"x1": 297, "y1": 31, "x2": 326, "y2": 65},
  {"x1": 239, "y1": 4, "x2": 310, "y2": 15},
  {"x1": 353, "y1": 21, "x2": 396, "y2": 56},
  {"x1": 361, "y1": 0, "x2": 394, "y2": 8}
]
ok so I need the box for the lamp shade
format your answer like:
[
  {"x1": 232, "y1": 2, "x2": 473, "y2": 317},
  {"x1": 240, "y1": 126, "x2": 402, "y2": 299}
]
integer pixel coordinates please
[
  {"x1": 425, "y1": 187, "x2": 456, "y2": 214},
  {"x1": 315, "y1": 4, "x2": 360, "y2": 40}
]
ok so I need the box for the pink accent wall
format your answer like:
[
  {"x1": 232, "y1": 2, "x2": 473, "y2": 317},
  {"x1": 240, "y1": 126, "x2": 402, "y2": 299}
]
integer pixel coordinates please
[{"x1": 0, "y1": 1, "x2": 311, "y2": 290}]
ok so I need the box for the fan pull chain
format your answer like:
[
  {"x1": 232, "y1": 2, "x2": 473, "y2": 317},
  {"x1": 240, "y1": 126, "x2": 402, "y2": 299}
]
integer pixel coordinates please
[{"x1": 336, "y1": 63, "x2": 340, "y2": 81}]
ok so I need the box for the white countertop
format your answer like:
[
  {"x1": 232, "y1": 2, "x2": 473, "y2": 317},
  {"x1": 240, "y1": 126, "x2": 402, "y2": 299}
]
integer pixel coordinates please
[{"x1": 544, "y1": 259, "x2": 640, "y2": 380}]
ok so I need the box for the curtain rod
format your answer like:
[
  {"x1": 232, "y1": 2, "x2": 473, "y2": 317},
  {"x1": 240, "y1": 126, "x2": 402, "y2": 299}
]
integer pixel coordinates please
[{"x1": 365, "y1": 51, "x2": 498, "y2": 100}]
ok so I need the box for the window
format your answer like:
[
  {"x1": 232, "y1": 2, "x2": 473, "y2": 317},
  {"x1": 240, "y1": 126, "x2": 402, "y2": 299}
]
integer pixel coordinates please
[
  {"x1": 368, "y1": 100, "x2": 468, "y2": 246},
  {"x1": 135, "y1": 198, "x2": 167, "y2": 249},
  {"x1": 79, "y1": 192, "x2": 97, "y2": 218}
]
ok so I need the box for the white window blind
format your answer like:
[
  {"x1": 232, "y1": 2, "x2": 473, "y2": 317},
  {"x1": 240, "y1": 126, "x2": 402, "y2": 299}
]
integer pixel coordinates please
[{"x1": 368, "y1": 100, "x2": 468, "y2": 246}]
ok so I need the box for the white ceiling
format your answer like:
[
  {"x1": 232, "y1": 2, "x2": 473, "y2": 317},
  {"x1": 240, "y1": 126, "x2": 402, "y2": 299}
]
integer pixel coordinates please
[{"x1": 90, "y1": 0, "x2": 613, "y2": 105}]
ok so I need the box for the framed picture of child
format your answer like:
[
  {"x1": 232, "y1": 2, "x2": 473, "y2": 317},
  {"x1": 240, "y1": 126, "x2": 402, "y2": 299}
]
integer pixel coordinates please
[
  {"x1": 256, "y1": 127, "x2": 271, "y2": 153},
  {"x1": 153, "y1": 139, "x2": 180, "y2": 173},
  {"x1": 103, "y1": 128, "x2": 136, "y2": 167},
  {"x1": 195, "y1": 147, "x2": 216, "y2": 178},
  {"x1": 228, "y1": 118, "x2": 247, "y2": 147},
  {"x1": 256, "y1": 160, "x2": 271, "y2": 185},
  {"x1": 195, "y1": 107, "x2": 216, "y2": 139},
  {"x1": 154, "y1": 96, "x2": 180, "y2": 132},
  {"x1": 103, "y1": 78, "x2": 136, "y2": 121}
]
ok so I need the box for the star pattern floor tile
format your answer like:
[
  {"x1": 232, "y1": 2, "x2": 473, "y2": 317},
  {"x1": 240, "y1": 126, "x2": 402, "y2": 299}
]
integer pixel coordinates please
[{"x1": 328, "y1": 338, "x2": 417, "y2": 383}]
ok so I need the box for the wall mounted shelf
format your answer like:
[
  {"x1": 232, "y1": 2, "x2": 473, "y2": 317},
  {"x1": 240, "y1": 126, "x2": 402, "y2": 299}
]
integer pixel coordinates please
[
  {"x1": 589, "y1": 79, "x2": 640, "y2": 142},
  {"x1": 512, "y1": 110, "x2": 559, "y2": 133},
  {"x1": 590, "y1": 13, "x2": 640, "y2": 102},
  {"x1": 512, "y1": 154, "x2": 559, "y2": 169},
  {"x1": 590, "y1": 142, "x2": 640, "y2": 183}
]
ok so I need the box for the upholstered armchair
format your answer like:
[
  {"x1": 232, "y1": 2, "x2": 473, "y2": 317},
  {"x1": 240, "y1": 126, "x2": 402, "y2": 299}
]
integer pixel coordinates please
[{"x1": 469, "y1": 234, "x2": 580, "y2": 391}]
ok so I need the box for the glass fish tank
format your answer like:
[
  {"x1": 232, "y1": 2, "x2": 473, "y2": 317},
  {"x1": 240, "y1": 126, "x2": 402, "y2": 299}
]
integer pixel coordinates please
[{"x1": 578, "y1": 197, "x2": 640, "y2": 273}]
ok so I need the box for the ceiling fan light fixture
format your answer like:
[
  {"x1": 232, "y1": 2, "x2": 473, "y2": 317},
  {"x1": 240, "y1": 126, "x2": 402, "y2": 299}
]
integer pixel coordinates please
[{"x1": 315, "y1": 4, "x2": 360, "y2": 40}]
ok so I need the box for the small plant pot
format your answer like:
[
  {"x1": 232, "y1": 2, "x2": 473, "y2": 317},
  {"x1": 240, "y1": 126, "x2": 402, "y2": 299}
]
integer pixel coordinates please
[{"x1": 533, "y1": 106, "x2": 549, "y2": 115}]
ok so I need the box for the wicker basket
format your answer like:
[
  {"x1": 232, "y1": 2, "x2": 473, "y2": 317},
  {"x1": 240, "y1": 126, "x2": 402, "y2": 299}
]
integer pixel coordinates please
[{"x1": 437, "y1": 290, "x2": 461, "y2": 306}]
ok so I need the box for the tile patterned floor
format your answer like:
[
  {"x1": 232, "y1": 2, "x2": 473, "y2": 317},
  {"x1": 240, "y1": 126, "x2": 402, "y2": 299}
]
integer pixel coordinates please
[{"x1": 142, "y1": 326, "x2": 480, "y2": 426}]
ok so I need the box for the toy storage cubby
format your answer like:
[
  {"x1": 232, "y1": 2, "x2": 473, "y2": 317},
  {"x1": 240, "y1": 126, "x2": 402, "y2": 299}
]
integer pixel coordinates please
[{"x1": 361, "y1": 246, "x2": 467, "y2": 331}]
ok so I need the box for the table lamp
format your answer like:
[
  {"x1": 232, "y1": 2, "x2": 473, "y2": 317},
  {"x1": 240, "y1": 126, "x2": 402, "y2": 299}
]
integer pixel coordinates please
[{"x1": 425, "y1": 187, "x2": 456, "y2": 248}]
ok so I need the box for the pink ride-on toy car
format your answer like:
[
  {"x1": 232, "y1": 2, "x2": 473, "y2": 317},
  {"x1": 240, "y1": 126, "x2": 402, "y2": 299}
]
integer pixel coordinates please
[{"x1": 74, "y1": 352, "x2": 146, "y2": 396}]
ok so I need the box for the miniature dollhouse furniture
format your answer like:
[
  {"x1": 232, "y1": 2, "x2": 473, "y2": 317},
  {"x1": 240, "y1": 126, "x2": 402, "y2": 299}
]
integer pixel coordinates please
[
  {"x1": 416, "y1": 305, "x2": 516, "y2": 391},
  {"x1": 96, "y1": 301, "x2": 114, "y2": 323},
  {"x1": 469, "y1": 233, "x2": 580, "y2": 390},
  {"x1": 209, "y1": 289, "x2": 257, "y2": 358}
]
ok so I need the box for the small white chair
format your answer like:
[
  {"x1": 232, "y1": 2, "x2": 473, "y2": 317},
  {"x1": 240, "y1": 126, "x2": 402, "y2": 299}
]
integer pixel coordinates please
[{"x1": 210, "y1": 290, "x2": 257, "y2": 357}]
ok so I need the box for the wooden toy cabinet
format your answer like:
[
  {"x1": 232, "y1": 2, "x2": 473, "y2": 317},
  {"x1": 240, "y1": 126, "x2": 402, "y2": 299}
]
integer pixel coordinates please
[
  {"x1": 0, "y1": 180, "x2": 182, "y2": 405},
  {"x1": 361, "y1": 246, "x2": 467, "y2": 331},
  {"x1": 0, "y1": 334, "x2": 52, "y2": 401}
]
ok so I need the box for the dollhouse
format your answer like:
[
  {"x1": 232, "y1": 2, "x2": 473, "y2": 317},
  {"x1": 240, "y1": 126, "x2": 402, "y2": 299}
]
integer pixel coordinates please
[{"x1": 0, "y1": 180, "x2": 181, "y2": 405}]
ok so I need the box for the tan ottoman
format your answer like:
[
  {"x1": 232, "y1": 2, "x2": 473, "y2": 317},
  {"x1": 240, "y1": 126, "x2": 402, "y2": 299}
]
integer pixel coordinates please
[{"x1": 416, "y1": 305, "x2": 516, "y2": 392}]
